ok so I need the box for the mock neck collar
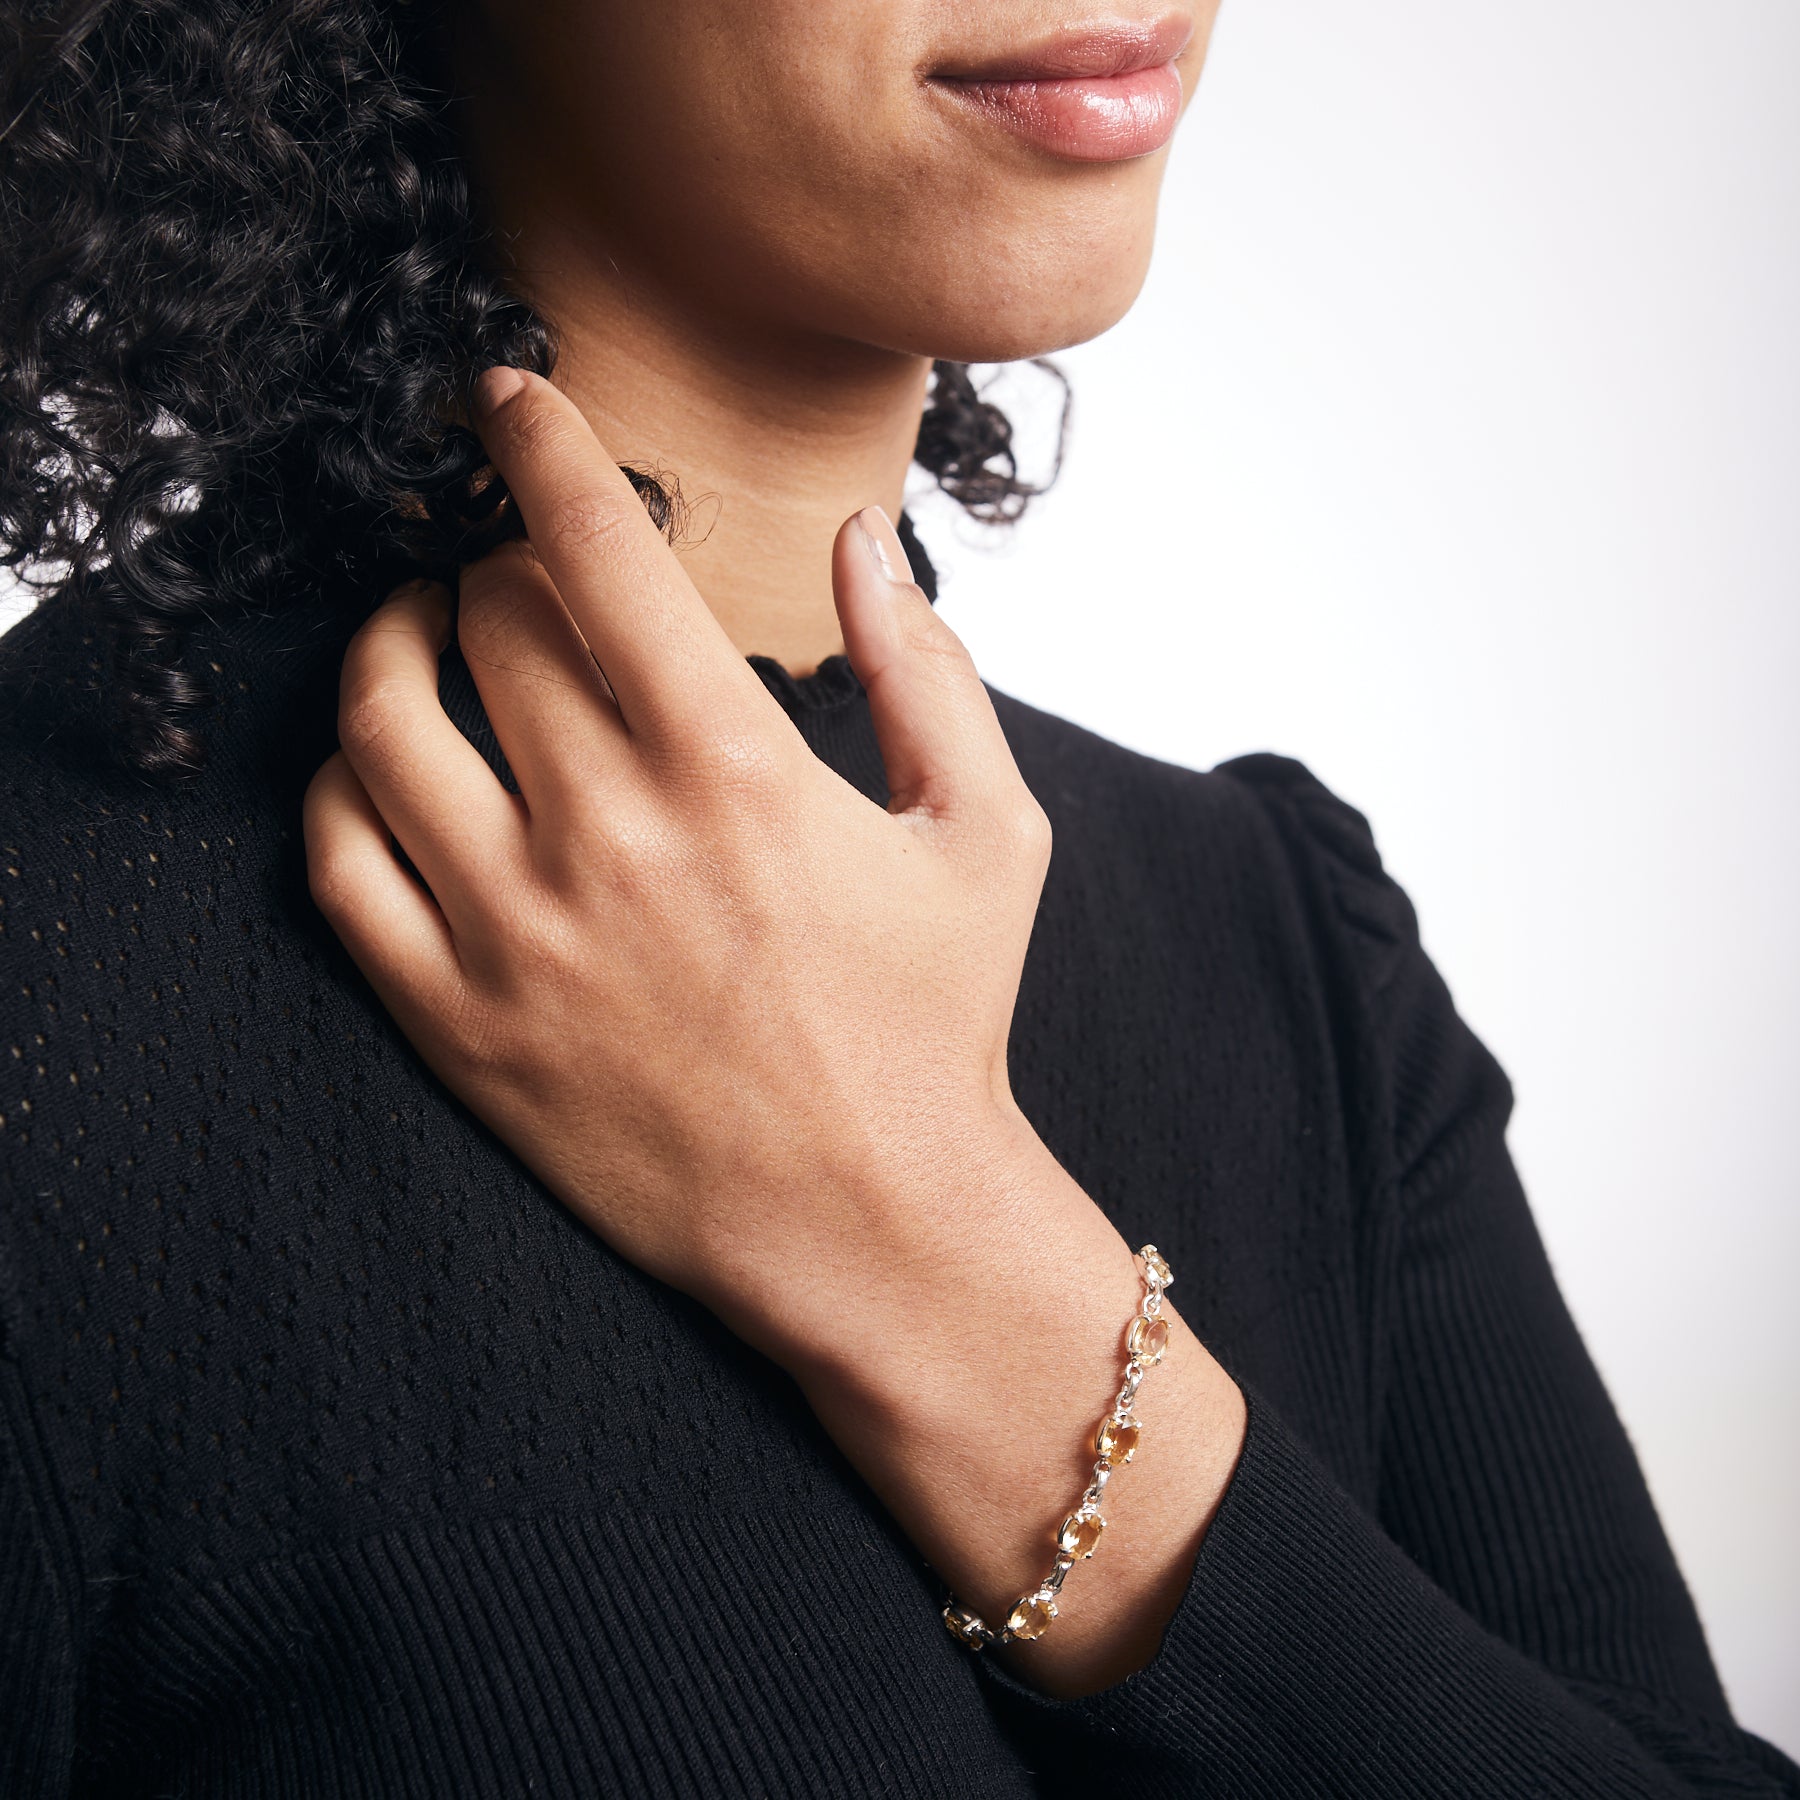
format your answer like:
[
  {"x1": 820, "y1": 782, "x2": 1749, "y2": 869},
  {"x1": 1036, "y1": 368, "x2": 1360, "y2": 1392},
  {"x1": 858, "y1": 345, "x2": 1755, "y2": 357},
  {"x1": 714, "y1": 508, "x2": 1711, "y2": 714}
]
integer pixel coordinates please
[
  {"x1": 0, "y1": 511, "x2": 939, "y2": 787},
  {"x1": 745, "y1": 509, "x2": 938, "y2": 720}
]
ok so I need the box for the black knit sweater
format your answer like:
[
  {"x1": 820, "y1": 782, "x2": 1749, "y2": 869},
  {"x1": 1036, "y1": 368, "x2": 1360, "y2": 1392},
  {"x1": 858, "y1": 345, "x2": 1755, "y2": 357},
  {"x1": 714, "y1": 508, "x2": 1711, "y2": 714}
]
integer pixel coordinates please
[{"x1": 2, "y1": 526, "x2": 1795, "y2": 1799}]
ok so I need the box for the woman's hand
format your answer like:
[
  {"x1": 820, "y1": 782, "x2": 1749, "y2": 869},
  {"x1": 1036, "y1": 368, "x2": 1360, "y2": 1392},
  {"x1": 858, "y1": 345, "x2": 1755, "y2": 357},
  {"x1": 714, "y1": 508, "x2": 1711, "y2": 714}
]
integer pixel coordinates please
[
  {"x1": 305, "y1": 365, "x2": 1057, "y2": 1351},
  {"x1": 303, "y1": 367, "x2": 1245, "y2": 1695}
]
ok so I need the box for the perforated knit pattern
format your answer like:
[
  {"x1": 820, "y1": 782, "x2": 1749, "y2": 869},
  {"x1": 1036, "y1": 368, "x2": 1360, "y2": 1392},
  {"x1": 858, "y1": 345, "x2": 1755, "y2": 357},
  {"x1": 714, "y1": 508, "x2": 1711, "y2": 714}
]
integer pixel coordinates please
[{"x1": 2, "y1": 537, "x2": 1795, "y2": 1796}]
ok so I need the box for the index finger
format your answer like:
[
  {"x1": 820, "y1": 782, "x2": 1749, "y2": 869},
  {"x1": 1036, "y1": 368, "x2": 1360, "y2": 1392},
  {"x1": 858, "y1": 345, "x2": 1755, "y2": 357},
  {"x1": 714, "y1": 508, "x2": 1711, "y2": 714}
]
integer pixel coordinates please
[{"x1": 472, "y1": 366, "x2": 771, "y2": 741}]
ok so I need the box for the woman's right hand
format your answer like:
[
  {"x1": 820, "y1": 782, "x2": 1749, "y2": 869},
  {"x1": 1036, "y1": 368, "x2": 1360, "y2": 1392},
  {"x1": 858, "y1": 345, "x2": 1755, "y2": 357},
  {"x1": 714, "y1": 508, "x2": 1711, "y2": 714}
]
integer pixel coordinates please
[
  {"x1": 303, "y1": 366, "x2": 1071, "y2": 1359},
  {"x1": 302, "y1": 367, "x2": 1246, "y2": 1695}
]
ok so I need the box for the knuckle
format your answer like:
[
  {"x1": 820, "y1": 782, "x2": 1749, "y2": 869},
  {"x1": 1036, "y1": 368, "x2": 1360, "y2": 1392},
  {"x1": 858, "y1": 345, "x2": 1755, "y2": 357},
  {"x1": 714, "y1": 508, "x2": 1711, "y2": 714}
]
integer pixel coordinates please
[
  {"x1": 460, "y1": 535, "x2": 543, "y2": 602},
  {"x1": 302, "y1": 825, "x2": 363, "y2": 930},
  {"x1": 542, "y1": 490, "x2": 636, "y2": 564},
  {"x1": 905, "y1": 605, "x2": 972, "y2": 666},
  {"x1": 540, "y1": 790, "x2": 669, "y2": 896},
  {"x1": 637, "y1": 704, "x2": 793, "y2": 809},
  {"x1": 495, "y1": 387, "x2": 562, "y2": 459},
  {"x1": 684, "y1": 727, "x2": 788, "y2": 799},
  {"x1": 305, "y1": 843, "x2": 359, "y2": 925},
  {"x1": 1001, "y1": 789, "x2": 1053, "y2": 863},
  {"x1": 456, "y1": 568, "x2": 541, "y2": 667},
  {"x1": 448, "y1": 1008, "x2": 509, "y2": 1080},
  {"x1": 435, "y1": 977, "x2": 494, "y2": 1060},
  {"x1": 596, "y1": 814, "x2": 683, "y2": 906},
  {"x1": 907, "y1": 623, "x2": 986, "y2": 700},
  {"x1": 337, "y1": 675, "x2": 415, "y2": 763},
  {"x1": 414, "y1": 957, "x2": 508, "y2": 1069},
  {"x1": 336, "y1": 623, "x2": 382, "y2": 700},
  {"x1": 300, "y1": 753, "x2": 341, "y2": 829}
]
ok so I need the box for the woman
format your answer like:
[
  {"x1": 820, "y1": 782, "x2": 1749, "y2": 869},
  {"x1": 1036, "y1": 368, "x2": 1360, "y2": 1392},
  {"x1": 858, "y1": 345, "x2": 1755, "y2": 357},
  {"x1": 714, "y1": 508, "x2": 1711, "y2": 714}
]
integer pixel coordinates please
[{"x1": 0, "y1": 1, "x2": 1792, "y2": 1794}]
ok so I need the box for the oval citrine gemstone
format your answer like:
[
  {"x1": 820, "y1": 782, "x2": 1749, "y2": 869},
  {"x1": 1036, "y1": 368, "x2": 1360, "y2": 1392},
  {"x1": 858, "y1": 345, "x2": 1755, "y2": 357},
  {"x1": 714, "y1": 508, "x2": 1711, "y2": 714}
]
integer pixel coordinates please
[
  {"x1": 1128, "y1": 1315, "x2": 1169, "y2": 1364},
  {"x1": 1006, "y1": 1594, "x2": 1056, "y2": 1640},
  {"x1": 1097, "y1": 1415, "x2": 1141, "y2": 1466},
  {"x1": 1059, "y1": 1510, "x2": 1105, "y2": 1559}
]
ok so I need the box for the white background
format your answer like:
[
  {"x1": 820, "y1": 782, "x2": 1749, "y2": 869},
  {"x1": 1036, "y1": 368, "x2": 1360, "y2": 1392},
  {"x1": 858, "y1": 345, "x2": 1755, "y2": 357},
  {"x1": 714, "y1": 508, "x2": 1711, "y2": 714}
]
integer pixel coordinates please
[
  {"x1": 913, "y1": 0, "x2": 1800, "y2": 1757},
  {"x1": 5, "y1": 0, "x2": 1795, "y2": 1760}
]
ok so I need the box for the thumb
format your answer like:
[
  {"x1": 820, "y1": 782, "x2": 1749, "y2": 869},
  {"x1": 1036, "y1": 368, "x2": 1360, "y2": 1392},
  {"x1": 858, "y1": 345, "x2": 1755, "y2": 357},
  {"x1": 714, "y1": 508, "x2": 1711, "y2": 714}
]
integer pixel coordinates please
[{"x1": 832, "y1": 507, "x2": 1018, "y2": 826}]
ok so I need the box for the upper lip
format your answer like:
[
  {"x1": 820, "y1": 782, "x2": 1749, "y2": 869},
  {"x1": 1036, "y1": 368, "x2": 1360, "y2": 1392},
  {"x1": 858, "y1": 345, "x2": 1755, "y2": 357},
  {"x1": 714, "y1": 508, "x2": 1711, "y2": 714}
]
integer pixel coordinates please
[{"x1": 929, "y1": 13, "x2": 1193, "y2": 84}]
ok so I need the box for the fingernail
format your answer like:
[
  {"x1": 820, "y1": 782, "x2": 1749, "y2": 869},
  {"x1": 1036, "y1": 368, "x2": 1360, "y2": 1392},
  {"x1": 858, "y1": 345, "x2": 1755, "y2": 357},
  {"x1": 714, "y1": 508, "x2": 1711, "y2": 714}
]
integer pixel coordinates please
[
  {"x1": 856, "y1": 506, "x2": 910, "y2": 587},
  {"x1": 474, "y1": 365, "x2": 528, "y2": 416}
]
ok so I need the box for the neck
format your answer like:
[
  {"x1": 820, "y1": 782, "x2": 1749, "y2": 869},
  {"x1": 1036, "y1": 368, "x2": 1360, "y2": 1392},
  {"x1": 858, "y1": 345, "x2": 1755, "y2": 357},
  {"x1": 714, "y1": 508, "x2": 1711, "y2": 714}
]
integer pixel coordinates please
[
  {"x1": 545, "y1": 280, "x2": 931, "y2": 673},
  {"x1": 450, "y1": 44, "x2": 932, "y2": 673}
]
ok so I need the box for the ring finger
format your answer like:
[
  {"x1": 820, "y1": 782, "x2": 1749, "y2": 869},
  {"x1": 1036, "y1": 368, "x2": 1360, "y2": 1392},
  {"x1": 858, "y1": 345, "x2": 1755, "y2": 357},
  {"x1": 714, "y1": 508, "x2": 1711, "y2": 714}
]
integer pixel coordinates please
[
  {"x1": 455, "y1": 539, "x2": 632, "y2": 817},
  {"x1": 336, "y1": 580, "x2": 528, "y2": 913}
]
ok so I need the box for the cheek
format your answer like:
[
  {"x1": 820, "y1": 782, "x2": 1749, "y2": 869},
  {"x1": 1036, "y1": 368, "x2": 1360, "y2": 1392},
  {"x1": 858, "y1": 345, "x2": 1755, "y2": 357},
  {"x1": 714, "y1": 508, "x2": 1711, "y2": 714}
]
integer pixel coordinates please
[
  {"x1": 871, "y1": 158, "x2": 1168, "y2": 359},
  {"x1": 743, "y1": 143, "x2": 1170, "y2": 364},
  {"x1": 545, "y1": 11, "x2": 919, "y2": 293},
  {"x1": 526, "y1": 1, "x2": 1175, "y2": 362},
  {"x1": 644, "y1": 92, "x2": 1170, "y2": 361}
]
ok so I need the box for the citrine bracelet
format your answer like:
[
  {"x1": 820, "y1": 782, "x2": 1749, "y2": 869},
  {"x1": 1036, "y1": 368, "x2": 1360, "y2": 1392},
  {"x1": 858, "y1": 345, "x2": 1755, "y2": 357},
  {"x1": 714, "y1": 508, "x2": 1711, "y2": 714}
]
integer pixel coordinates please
[{"x1": 941, "y1": 1244, "x2": 1173, "y2": 1650}]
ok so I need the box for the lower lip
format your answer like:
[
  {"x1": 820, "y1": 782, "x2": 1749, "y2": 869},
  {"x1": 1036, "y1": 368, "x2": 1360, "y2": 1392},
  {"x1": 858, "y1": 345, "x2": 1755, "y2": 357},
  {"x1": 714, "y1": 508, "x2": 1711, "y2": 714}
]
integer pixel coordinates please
[{"x1": 936, "y1": 64, "x2": 1184, "y2": 163}]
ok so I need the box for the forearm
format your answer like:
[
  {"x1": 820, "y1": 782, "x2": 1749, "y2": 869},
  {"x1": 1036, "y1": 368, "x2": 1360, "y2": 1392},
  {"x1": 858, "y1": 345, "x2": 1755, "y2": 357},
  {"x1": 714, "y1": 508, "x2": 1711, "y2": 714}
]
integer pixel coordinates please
[
  {"x1": 307, "y1": 383, "x2": 1251, "y2": 1703},
  {"x1": 780, "y1": 1110, "x2": 1247, "y2": 1699}
]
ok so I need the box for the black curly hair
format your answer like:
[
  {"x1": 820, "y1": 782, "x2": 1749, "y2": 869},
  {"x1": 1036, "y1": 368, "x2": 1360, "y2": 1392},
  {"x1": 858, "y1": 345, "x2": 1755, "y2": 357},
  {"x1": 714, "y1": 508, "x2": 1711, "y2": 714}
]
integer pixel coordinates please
[{"x1": 0, "y1": 0, "x2": 1067, "y2": 778}]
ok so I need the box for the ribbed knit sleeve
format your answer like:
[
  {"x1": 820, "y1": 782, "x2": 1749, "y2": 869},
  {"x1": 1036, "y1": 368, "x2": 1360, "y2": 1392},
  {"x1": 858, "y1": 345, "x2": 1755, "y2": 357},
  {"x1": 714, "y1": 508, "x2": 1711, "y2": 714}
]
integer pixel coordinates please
[
  {"x1": 0, "y1": 1387, "x2": 78, "y2": 1797},
  {"x1": 975, "y1": 755, "x2": 1800, "y2": 1798}
]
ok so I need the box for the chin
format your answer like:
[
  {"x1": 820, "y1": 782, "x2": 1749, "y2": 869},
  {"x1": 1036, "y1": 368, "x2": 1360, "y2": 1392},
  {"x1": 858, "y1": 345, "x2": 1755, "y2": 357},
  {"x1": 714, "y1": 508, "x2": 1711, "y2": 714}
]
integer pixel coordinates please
[
  {"x1": 837, "y1": 221, "x2": 1156, "y2": 365},
  {"x1": 938, "y1": 290, "x2": 1149, "y2": 363},
  {"x1": 896, "y1": 271, "x2": 1153, "y2": 366}
]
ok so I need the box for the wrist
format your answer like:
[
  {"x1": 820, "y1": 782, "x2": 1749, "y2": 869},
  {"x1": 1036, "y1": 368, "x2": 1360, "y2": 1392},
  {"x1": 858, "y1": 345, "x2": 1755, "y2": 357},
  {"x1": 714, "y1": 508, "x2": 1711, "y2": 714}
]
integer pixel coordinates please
[
  {"x1": 783, "y1": 1108, "x2": 1134, "y2": 1419},
  {"x1": 743, "y1": 1105, "x2": 1247, "y2": 1699},
  {"x1": 786, "y1": 1120, "x2": 1157, "y2": 1553}
]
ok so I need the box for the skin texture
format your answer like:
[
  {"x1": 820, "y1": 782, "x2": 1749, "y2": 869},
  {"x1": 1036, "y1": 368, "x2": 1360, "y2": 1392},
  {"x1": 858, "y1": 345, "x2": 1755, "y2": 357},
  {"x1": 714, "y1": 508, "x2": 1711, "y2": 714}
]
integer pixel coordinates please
[
  {"x1": 448, "y1": 0, "x2": 1220, "y2": 670},
  {"x1": 307, "y1": 2, "x2": 1243, "y2": 1698}
]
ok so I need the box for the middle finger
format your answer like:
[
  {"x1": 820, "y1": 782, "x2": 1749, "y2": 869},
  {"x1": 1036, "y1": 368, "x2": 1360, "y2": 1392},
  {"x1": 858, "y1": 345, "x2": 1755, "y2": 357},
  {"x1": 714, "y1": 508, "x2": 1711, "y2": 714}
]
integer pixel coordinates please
[
  {"x1": 455, "y1": 538, "x2": 632, "y2": 815},
  {"x1": 337, "y1": 581, "x2": 528, "y2": 913}
]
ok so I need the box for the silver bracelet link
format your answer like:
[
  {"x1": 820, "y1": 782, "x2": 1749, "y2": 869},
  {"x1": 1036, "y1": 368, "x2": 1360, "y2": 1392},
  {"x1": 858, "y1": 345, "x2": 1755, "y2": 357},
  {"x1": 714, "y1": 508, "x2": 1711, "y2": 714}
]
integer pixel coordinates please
[{"x1": 942, "y1": 1244, "x2": 1173, "y2": 1651}]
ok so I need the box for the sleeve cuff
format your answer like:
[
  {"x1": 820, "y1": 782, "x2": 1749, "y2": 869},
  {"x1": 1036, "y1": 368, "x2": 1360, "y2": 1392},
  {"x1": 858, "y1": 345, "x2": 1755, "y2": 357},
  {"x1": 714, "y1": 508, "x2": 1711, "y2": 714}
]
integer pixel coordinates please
[{"x1": 970, "y1": 1383, "x2": 1703, "y2": 1797}]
